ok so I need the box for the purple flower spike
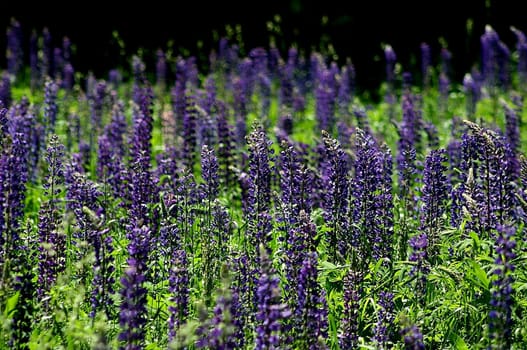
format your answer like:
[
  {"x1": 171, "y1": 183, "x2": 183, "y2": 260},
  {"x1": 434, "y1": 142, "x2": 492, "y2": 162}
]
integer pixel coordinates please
[
  {"x1": 255, "y1": 246, "x2": 291, "y2": 350},
  {"x1": 488, "y1": 225, "x2": 516, "y2": 350}
]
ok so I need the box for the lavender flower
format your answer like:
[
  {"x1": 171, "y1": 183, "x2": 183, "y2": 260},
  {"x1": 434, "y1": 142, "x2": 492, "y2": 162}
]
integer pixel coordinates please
[
  {"x1": 408, "y1": 233, "x2": 429, "y2": 299},
  {"x1": 168, "y1": 249, "x2": 189, "y2": 342},
  {"x1": 182, "y1": 96, "x2": 197, "y2": 170},
  {"x1": 9, "y1": 222, "x2": 36, "y2": 348},
  {"x1": 285, "y1": 210, "x2": 317, "y2": 305},
  {"x1": 280, "y1": 52, "x2": 294, "y2": 110},
  {"x1": 463, "y1": 73, "x2": 481, "y2": 118},
  {"x1": 463, "y1": 121, "x2": 517, "y2": 231},
  {"x1": 230, "y1": 253, "x2": 253, "y2": 346},
  {"x1": 402, "y1": 72, "x2": 412, "y2": 92},
  {"x1": 337, "y1": 59, "x2": 355, "y2": 115},
  {"x1": 321, "y1": 130, "x2": 349, "y2": 262},
  {"x1": 439, "y1": 72, "x2": 449, "y2": 112},
  {"x1": 384, "y1": 45, "x2": 397, "y2": 105},
  {"x1": 441, "y1": 47, "x2": 452, "y2": 77},
  {"x1": 512, "y1": 27, "x2": 527, "y2": 89},
  {"x1": 41, "y1": 27, "x2": 53, "y2": 78},
  {"x1": 398, "y1": 94, "x2": 422, "y2": 155},
  {"x1": 0, "y1": 104, "x2": 7, "y2": 147},
  {"x1": 53, "y1": 47, "x2": 63, "y2": 81},
  {"x1": 488, "y1": 225, "x2": 516, "y2": 350},
  {"x1": 0, "y1": 132, "x2": 29, "y2": 264},
  {"x1": 481, "y1": 25, "x2": 500, "y2": 89},
  {"x1": 233, "y1": 75, "x2": 249, "y2": 145},
  {"x1": 37, "y1": 135, "x2": 65, "y2": 301},
  {"x1": 255, "y1": 246, "x2": 291, "y2": 350},
  {"x1": 129, "y1": 86, "x2": 157, "y2": 227},
  {"x1": 293, "y1": 252, "x2": 328, "y2": 349},
  {"x1": 6, "y1": 18, "x2": 23, "y2": 78},
  {"x1": 64, "y1": 163, "x2": 101, "y2": 241},
  {"x1": 502, "y1": 100, "x2": 520, "y2": 155},
  {"x1": 90, "y1": 230, "x2": 115, "y2": 319},
  {"x1": 315, "y1": 67, "x2": 336, "y2": 133},
  {"x1": 374, "y1": 291, "x2": 395, "y2": 349},
  {"x1": 119, "y1": 224, "x2": 151, "y2": 349},
  {"x1": 277, "y1": 140, "x2": 312, "y2": 232},
  {"x1": 195, "y1": 266, "x2": 244, "y2": 349},
  {"x1": 90, "y1": 80, "x2": 107, "y2": 133},
  {"x1": 246, "y1": 124, "x2": 273, "y2": 253},
  {"x1": 353, "y1": 106, "x2": 371, "y2": 135},
  {"x1": 216, "y1": 101, "x2": 235, "y2": 187},
  {"x1": 420, "y1": 42, "x2": 431, "y2": 89},
  {"x1": 109, "y1": 69, "x2": 122, "y2": 88},
  {"x1": 129, "y1": 152, "x2": 157, "y2": 229},
  {"x1": 132, "y1": 55, "x2": 147, "y2": 104},
  {"x1": 201, "y1": 144, "x2": 220, "y2": 201},
  {"x1": 339, "y1": 269, "x2": 363, "y2": 350},
  {"x1": 186, "y1": 56, "x2": 199, "y2": 90},
  {"x1": 424, "y1": 122, "x2": 439, "y2": 149},
  {"x1": 400, "y1": 322, "x2": 425, "y2": 350},
  {"x1": 97, "y1": 134, "x2": 126, "y2": 199},
  {"x1": 397, "y1": 94, "x2": 420, "y2": 214},
  {"x1": 44, "y1": 78, "x2": 58, "y2": 134},
  {"x1": 62, "y1": 63, "x2": 75, "y2": 90},
  {"x1": 172, "y1": 57, "x2": 187, "y2": 137},
  {"x1": 29, "y1": 31, "x2": 39, "y2": 91},
  {"x1": 420, "y1": 149, "x2": 449, "y2": 261},
  {"x1": 0, "y1": 72, "x2": 12, "y2": 108},
  {"x1": 119, "y1": 261, "x2": 148, "y2": 350},
  {"x1": 62, "y1": 36, "x2": 72, "y2": 63},
  {"x1": 203, "y1": 75, "x2": 217, "y2": 115},
  {"x1": 353, "y1": 131, "x2": 394, "y2": 265},
  {"x1": 497, "y1": 41, "x2": 511, "y2": 89}
]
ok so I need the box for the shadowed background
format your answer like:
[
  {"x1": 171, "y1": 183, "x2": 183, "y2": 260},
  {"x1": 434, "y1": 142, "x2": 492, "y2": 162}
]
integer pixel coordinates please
[{"x1": 0, "y1": 0, "x2": 524, "y2": 96}]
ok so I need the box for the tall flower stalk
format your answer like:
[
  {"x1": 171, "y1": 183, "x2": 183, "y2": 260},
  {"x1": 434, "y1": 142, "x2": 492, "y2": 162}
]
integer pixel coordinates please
[{"x1": 37, "y1": 135, "x2": 65, "y2": 302}]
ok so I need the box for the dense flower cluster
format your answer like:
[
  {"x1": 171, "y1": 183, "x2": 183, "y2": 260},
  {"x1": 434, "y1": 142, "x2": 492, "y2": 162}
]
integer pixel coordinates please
[
  {"x1": 488, "y1": 225, "x2": 516, "y2": 350},
  {"x1": 2, "y1": 19, "x2": 527, "y2": 350}
]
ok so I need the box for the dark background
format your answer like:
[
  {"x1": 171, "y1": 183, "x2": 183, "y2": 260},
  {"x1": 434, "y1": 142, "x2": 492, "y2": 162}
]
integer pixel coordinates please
[{"x1": 0, "y1": 1, "x2": 525, "y2": 95}]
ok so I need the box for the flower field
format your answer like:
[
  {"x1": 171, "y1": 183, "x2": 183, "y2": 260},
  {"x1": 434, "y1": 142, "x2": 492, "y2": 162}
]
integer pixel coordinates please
[{"x1": 1, "y1": 18, "x2": 527, "y2": 349}]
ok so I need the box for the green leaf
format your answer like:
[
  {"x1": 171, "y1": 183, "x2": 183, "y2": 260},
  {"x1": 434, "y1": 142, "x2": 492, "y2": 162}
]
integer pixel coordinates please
[
  {"x1": 469, "y1": 260, "x2": 489, "y2": 290},
  {"x1": 468, "y1": 231, "x2": 480, "y2": 246},
  {"x1": 450, "y1": 332, "x2": 469, "y2": 350},
  {"x1": 3, "y1": 291, "x2": 20, "y2": 318},
  {"x1": 320, "y1": 261, "x2": 338, "y2": 271}
]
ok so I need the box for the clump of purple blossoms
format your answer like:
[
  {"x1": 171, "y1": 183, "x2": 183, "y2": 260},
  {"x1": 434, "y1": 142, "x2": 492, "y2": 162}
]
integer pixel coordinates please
[
  {"x1": 255, "y1": 246, "x2": 291, "y2": 350},
  {"x1": 352, "y1": 130, "x2": 394, "y2": 267},
  {"x1": 0, "y1": 72, "x2": 12, "y2": 108},
  {"x1": 293, "y1": 252, "x2": 328, "y2": 349},
  {"x1": 6, "y1": 18, "x2": 23, "y2": 78},
  {"x1": 339, "y1": 269, "x2": 363, "y2": 350},
  {"x1": 0, "y1": 131, "x2": 29, "y2": 258},
  {"x1": 195, "y1": 266, "x2": 244, "y2": 349},
  {"x1": 488, "y1": 225, "x2": 516, "y2": 350},
  {"x1": 420, "y1": 149, "x2": 449, "y2": 262},
  {"x1": 168, "y1": 249, "x2": 189, "y2": 343},
  {"x1": 384, "y1": 45, "x2": 397, "y2": 106},
  {"x1": 119, "y1": 225, "x2": 151, "y2": 350},
  {"x1": 37, "y1": 135, "x2": 66, "y2": 302},
  {"x1": 511, "y1": 27, "x2": 527, "y2": 89},
  {"x1": 373, "y1": 291, "x2": 395, "y2": 349},
  {"x1": 420, "y1": 42, "x2": 431, "y2": 89},
  {"x1": 277, "y1": 140, "x2": 312, "y2": 235},
  {"x1": 43, "y1": 78, "x2": 58, "y2": 135},
  {"x1": 321, "y1": 130, "x2": 349, "y2": 262},
  {"x1": 400, "y1": 322, "x2": 425, "y2": 350},
  {"x1": 245, "y1": 124, "x2": 273, "y2": 254},
  {"x1": 408, "y1": 232, "x2": 429, "y2": 300}
]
